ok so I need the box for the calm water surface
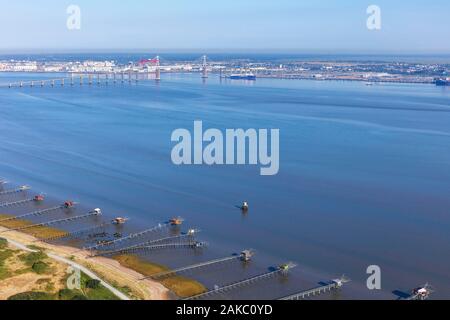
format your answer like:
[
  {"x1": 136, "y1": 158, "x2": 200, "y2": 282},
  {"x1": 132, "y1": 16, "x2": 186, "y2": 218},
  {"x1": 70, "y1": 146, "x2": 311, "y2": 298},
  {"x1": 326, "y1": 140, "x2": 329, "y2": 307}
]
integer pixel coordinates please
[{"x1": 0, "y1": 72, "x2": 449, "y2": 299}]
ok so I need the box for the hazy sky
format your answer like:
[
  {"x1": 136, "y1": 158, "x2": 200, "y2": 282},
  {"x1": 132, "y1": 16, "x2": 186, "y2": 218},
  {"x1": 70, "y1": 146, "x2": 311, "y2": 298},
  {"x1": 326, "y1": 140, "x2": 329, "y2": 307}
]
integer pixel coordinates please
[{"x1": 0, "y1": 0, "x2": 449, "y2": 53}]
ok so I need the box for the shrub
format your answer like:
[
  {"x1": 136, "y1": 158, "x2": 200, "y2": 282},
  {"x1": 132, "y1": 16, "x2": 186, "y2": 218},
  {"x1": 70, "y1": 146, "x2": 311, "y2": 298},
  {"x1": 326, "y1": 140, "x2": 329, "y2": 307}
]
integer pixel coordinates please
[
  {"x1": 8, "y1": 291, "x2": 54, "y2": 300},
  {"x1": 0, "y1": 238, "x2": 7, "y2": 249},
  {"x1": 0, "y1": 249, "x2": 14, "y2": 279},
  {"x1": 58, "y1": 288, "x2": 88, "y2": 300},
  {"x1": 19, "y1": 251, "x2": 47, "y2": 266},
  {"x1": 58, "y1": 288, "x2": 77, "y2": 300},
  {"x1": 85, "y1": 279, "x2": 101, "y2": 289},
  {"x1": 0, "y1": 249, "x2": 13, "y2": 264},
  {"x1": 31, "y1": 261, "x2": 50, "y2": 274}
]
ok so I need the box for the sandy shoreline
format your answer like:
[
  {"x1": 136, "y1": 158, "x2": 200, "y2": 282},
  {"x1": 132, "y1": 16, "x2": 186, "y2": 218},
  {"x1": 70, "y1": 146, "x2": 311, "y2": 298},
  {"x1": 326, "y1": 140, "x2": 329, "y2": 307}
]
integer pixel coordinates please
[{"x1": 0, "y1": 225, "x2": 171, "y2": 300}]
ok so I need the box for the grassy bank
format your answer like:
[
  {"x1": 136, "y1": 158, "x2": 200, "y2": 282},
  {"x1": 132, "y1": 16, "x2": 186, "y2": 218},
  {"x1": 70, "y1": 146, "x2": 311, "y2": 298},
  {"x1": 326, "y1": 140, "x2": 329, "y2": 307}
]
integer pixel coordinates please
[
  {"x1": 0, "y1": 237, "x2": 13, "y2": 280},
  {"x1": 0, "y1": 214, "x2": 68, "y2": 239},
  {"x1": 113, "y1": 254, "x2": 207, "y2": 298}
]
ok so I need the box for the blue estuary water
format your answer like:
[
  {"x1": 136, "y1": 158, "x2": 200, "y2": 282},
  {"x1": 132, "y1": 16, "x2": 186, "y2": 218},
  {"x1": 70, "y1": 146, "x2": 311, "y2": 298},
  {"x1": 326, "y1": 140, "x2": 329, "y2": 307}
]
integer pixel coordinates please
[{"x1": 0, "y1": 72, "x2": 449, "y2": 299}]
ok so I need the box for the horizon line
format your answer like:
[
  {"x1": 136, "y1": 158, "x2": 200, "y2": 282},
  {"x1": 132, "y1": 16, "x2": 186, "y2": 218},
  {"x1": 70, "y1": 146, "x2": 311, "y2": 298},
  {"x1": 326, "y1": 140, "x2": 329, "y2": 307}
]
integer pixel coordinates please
[{"x1": 1, "y1": 49, "x2": 450, "y2": 56}]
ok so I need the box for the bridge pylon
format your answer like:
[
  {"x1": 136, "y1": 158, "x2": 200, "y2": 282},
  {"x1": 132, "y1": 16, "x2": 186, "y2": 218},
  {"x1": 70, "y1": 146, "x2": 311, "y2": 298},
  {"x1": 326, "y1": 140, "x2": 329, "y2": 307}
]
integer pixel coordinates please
[
  {"x1": 155, "y1": 56, "x2": 161, "y2": 81},
  {"x1": 202, "y1": 55, "x2": 208, "y2": 79}
]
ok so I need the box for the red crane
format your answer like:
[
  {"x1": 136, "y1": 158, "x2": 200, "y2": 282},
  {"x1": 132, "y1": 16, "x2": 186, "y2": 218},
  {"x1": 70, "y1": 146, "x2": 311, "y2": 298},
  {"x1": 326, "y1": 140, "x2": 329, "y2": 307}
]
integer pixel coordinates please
[{"x1": 138, "y1": 57, "x2": 159, "y2": 66}]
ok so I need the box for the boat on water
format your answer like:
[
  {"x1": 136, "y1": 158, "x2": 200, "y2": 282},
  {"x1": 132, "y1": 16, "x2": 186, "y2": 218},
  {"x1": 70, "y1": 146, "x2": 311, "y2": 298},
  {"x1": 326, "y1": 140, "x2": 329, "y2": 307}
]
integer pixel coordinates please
[
  {"x1": 435, "y1": 78, "x2": 450, "y2": 86},
  {"x1": 229, "y1": 73, "x2": 257, "y2": 80}
]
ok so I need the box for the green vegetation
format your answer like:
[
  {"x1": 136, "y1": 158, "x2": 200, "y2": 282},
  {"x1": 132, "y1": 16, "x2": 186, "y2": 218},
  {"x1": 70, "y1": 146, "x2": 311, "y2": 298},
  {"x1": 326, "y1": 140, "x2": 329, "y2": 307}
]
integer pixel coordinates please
[
  {"x1": 0, "y1": 241, "x2": 11, "y2": 278},
  {"x1": 80, "y1": 272, "x2": 118, "y2": 300},
  {"x1": 113, "y1": 254, "x2": 207, "y2": 298},
  {"x1": 0, "y1": 232, "x2": 118, "y2": 300},
  {"x1": 0, "y1": 237, "x2": 7, "y2": 249},
  {"x1": 45, "y1": 282, "x2": 55, "y2": 292},
  {"x1": 118, "y1": 285, "x2": 133, "y2": 296},
  {"x1": 0, "y1": 241, "x2": 14, "y2": 280},
  {"x1": 35, "y1": 278, "x2": 55, "y2": 292},
  {"x1": 58, "y1": 288, "x2": 86, "y2": 300},
  {"x1": 0, "y1": 248, "x2": 13, "y2": 263},
  {"x1": 19, "y1": 251, "x2": 47, "y2": 266},
  {"x1": 85, "y1": 279, "x2": 101, "y2": 289},
  {"x1": 0, "y1": 215, "x2": 68, "y2": 239},
  {"x1": 27, "y1": 245, "x2": 46, "y2": 251},
  {"x1": 31, "y1": 261, "x2": 51, "y2": 274},
  {"x1": 8, "y1": 291, "x2": 56, "y2": 300},
  {"x1": 114, "y1": 254, "x2": 168, "y2": 274},
  {"x1": 57, "y1": 272, "x2": 118, "y2": 300},
  {"x1": 7, "y1": 272, "x2": 118, "y2": 300},
  {"x1": 12, "y1": 268, "x2": 30, "y2": 276}
]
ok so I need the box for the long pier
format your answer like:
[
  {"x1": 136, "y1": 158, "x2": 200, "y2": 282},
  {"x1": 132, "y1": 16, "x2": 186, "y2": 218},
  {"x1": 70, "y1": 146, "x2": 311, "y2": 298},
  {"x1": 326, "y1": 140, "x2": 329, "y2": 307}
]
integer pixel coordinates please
[
  {"x1": 0, "y1": 203, "x2": 75, "y2": 223},
  {"x1": 185, "y1": 263, "x2": 297, "y2": 300},
  {"x1": 145, "y1": 250, "x2": 254, "y2": 280},
  {"x1": 0, "y1": 197, "x2": 35, "y2": 208},
  {"x1": 39, "y1": 222, "x2": 111, "y2": 242},
  {"x1": 128, "y1": 241, "x2": 207, "y2": 253},
  {"x1": 88, "y1": 241, "x2": 207, "y2": 258},
  {"x1": 83, "y1": 222, "x2": 170, "y2": 251},
  {"x1": 0, "y1": 185, "x2": 30, "y2": 196},
  {"x1": 93, "y1": 230, "x2": 199, "y2": 257},
  {"x1": 278, "y1": 277, "x2": 350, "y2": 300},
  {"x1": 0, "y1": 211, "x2": 101, "y2": 233}
]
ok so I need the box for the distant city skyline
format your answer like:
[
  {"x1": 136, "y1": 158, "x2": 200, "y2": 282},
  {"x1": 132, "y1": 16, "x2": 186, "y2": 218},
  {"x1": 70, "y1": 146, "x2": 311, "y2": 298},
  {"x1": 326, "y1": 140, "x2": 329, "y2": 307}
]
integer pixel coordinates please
[{"x1": 0, "y1": 0, "x2": 449, "y2": 54}]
